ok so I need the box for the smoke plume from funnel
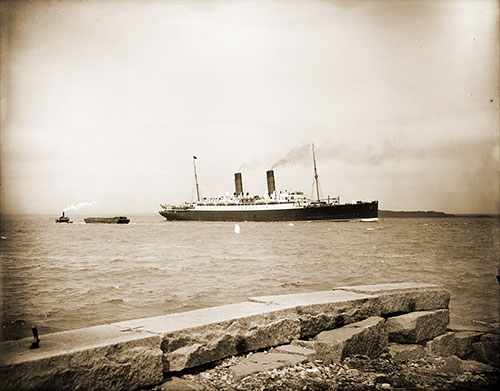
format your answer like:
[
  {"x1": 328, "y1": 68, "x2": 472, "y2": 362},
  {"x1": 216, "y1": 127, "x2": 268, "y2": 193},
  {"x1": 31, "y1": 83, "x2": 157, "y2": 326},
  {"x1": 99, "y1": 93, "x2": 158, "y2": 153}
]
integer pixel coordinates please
[
  {"x1": 63, "y1": 201, "x2": 99, "y2": 212},
  {"x1": 270, "y1": 143, "x2": 311, "y2": 169}
]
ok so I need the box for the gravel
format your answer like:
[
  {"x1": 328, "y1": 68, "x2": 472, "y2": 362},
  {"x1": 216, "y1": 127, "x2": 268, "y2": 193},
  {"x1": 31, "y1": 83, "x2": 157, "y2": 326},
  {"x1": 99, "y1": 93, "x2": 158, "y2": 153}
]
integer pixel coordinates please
[{"x1": 143, "y1": 350, "x2": 498, "y2": 391}]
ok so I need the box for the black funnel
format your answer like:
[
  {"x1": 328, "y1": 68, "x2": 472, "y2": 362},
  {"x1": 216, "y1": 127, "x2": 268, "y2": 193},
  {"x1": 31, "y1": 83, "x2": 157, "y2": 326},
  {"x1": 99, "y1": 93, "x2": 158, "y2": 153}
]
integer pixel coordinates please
[
  {"x1": 234, "y1": 173, "x2": 243, "y2": 196},
  {"x1": 266, "y1": 170, "x2": 275, "y2": 195}
]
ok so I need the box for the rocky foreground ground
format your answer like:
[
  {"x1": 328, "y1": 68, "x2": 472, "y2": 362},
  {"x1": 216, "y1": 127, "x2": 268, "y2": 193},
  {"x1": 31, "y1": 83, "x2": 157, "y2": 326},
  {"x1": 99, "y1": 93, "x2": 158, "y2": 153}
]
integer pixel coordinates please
[
  {"x1": 5, "y1": 284, "x2": 496, "y2": 391},
  {"x1": 149, "y1": 346, "x2": 498, "y2": 391},
  {"x1": 142, "y1": 308, "x2": 499, "y2": 391}
]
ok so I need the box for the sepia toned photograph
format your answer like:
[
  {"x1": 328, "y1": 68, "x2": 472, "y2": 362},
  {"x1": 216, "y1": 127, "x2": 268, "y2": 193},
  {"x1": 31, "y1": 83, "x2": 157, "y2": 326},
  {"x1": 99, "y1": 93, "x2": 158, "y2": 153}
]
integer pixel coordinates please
[{"x1": 1, "y1": 0, "x2": 498, "y2": 390}]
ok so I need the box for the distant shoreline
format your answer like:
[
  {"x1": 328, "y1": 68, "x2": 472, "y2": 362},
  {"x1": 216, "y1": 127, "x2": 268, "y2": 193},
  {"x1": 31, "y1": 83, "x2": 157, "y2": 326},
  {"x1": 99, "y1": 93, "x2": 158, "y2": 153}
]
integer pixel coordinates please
[{"x1": 379, "y1": 210, "x2": 499, "y2": 218}]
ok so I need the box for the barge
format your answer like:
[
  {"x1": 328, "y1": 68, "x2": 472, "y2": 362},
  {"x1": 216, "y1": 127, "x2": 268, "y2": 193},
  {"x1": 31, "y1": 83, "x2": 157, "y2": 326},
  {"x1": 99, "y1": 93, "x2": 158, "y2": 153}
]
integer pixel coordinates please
[{"x1": 84, "y1": 216, "x2": 130, "y2": 224}]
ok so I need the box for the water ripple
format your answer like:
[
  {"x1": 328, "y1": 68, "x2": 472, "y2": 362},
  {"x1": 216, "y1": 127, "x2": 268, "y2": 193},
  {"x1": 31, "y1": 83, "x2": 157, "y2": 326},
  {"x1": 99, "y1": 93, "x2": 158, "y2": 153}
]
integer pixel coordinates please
[{"x1": 1, "y1": 215, "x2": 499, "y2": 340}]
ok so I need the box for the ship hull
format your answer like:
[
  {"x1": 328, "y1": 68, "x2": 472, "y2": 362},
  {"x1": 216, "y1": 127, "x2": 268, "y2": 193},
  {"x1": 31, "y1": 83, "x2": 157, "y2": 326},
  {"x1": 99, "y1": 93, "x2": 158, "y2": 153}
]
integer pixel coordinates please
[{"x1": 159, "y1": 201, "x2": 378, "y2": 222}]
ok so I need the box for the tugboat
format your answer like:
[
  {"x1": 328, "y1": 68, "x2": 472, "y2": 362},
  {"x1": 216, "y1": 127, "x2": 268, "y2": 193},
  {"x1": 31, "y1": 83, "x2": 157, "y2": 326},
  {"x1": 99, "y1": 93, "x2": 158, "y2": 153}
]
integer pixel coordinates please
[
  {"x1": 159, "y1": 145, "x2": 378, "y2": 222},
  {"x1": 55, "y1": 211, "x2": 72, "y2": 223}
]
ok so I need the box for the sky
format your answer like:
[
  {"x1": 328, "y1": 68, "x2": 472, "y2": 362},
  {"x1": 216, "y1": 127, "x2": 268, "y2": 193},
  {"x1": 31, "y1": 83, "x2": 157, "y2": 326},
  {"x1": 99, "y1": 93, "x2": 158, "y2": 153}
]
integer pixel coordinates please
[{"x1": 1, "y1": 0, "x2": 499, "y2": 215}]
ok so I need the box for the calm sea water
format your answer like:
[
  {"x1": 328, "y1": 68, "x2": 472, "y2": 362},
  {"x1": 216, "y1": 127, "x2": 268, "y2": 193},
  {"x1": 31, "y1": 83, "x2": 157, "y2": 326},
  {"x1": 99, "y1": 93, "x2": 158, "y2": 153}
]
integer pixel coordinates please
[{"x1": 1, "y1": 214, "x2": 499, "y2": 341}]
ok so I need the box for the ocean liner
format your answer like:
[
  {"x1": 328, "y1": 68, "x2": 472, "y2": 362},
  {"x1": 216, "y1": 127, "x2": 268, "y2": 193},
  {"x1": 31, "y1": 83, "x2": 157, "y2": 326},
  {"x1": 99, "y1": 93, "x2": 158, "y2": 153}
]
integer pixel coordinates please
[{"x1": 159, "y1": 145, "x2": 378, "y2": 222}]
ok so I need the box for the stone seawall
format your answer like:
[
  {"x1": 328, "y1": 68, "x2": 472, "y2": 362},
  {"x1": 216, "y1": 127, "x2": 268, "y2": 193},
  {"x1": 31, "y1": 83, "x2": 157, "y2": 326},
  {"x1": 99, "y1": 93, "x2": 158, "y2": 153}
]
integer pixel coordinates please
[{"x1": 1, "y1": 282, "x2": 496, "y2": 391}]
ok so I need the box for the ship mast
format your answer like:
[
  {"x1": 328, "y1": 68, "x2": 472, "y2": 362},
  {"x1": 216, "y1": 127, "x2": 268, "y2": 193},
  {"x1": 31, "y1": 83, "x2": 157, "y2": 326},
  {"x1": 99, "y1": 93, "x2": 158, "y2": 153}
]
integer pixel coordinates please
[
  {"x1": 312, "y1": 143, "x2": 320, "y2": 202},
  {"x1": 193, "y1": 156, "x2": 200, "y2": 202}
]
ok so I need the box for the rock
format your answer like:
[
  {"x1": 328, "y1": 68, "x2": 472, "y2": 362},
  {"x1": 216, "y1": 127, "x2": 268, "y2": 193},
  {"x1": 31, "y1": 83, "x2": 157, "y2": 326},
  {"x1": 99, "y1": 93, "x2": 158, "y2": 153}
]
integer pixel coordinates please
[
  {"x1": 251, "y1": 289, "x2": 380, "y2": 338},
  {"x1": 114, "y1": 301, "x2": 307, "y2": 373},
  {"x1": 295, "y1": 316, "x2": 387, "y2": 364},
  {"x1": 453, "y1": 331, "x2": 481, "y2": 358},
  {"x1": 0, "y1": 331, "x2": 163, "y2": 391},
  {"x1": 437, "y1": 355, "x2": 463, "y2": 376},
  {"x1": 386, "y1": 309, "x2": 449, "y2": 343},
  {"x1": 471, "y1": 333, "x2": 500, "y2": 365},
  {"x1": 346, "y1": 368, "x2": 361, "y2": 377},
  {"x1": 162, "y1": 308, "x2": 301, "y2": 372},
  {"x1": 386, "y1": 343, "x2": 426, "y2": 362},
  {"x1": 297, "y1": 298, "x2": 380, "y2": 339},
  {"x1": 167, "y1": 344, "x2": 204, "y2": 374},
  {"x1": 229, "y1": 352, "x2": 308, "y2": 380},
  {"x1": 462, "y1": 359, "x2": 497, "y2": 373},
  {"x1": 426, "y1": 332, "x2": 457, "y2": 357},
  {"x1": 161, "y1": 376, "x2": 205, "y2": 391},
  {"x1": 335, "y1": 283, "x2": 450, "y2": 315},
  {"x1": 160, "y1": 289, "x2": 389, "y2": 372},
  {"x1": 272, "y1": 344, "x2": 317, "y2": 359}
]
